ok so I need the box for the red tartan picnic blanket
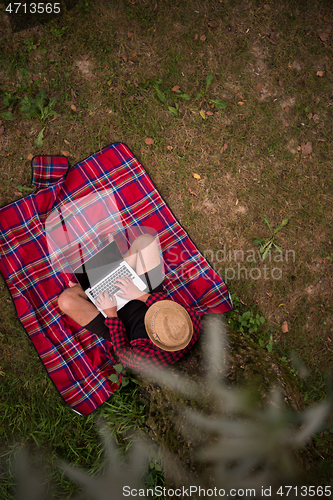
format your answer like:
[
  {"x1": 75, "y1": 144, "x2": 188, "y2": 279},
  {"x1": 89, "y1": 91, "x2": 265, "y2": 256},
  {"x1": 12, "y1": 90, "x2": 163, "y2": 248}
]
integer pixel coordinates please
[{"x1": 0, "y1": 143, "x2": 232, "y2": 415}]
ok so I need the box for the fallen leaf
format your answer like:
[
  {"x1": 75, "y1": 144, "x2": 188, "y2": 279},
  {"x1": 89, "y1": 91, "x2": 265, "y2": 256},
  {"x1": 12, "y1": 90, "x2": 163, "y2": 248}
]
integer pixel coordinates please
[
  {"x1": 71, "y1": 88, "x2": 77, "y2": 100},
  {"x1": 188, "y1": 187, "x2": 198, "y2": 196},
  {"x1": 208, "y1": 22, "x2": 217, "y2": 28},
  {"x1": 200, "y1": 35, "x2": 206, "y2": 41},
  {"x1": 194, "y1": 33, "x2": 198, "y2": 40},
  {"x1": 167, "y1": 146, "x2": 173, "y2": 151},
  {"x1": 193, "y1": 173, "x2": 201, "y2": 179},
  {"x1": 27, "y1": 154, "x2": 34, "y2": 160},
  {"x1": 267, "y1": 36, "x2": 277, "y2": 45},
  {"x1": 308, "y1": 112, "x2": 313, "y2": 119},
  {"x1": 0, "y1": 126, "x2": 4, "y2": 136},
  {"x1": 206, "y1": 111, "x2": 214, "y2": 116},
  {"x1": 199, "y1": 52, "x2": 205, "y2": 57},
  {"x1": 312, "y1": 114, "x2": 320, "y2": 122},
  {"x1": 128, "y1": 60, "x2": 135, "y2": 64},
  {"x1": 297, "y1": 146, "x2": 301, "y2": 151},
  {"x1": 61, "y1": 151, "x2": 72, "y2": 157},
  {"x1": 128, "y1": 95, "x2": 134, "y2": 100},
  {"x1": 64, "y1": 139, "x2": 70, "y2": 145},
  {"x1": 279, "y1": 77, "x2": 284, "y2": 86},
  {"x1": 319, "y1": 32, "x2": 329, "y2": 42},
  {"x1": 144, "y1": 137, "x2": 154, "y2": 145},
  {"x1": 16, "y1": 129, "x2": 21, "y2": 136},
  {"x1": 220, "y1": 143, "x2": 228, "y2": 153},
  {"x1": 172, "y1": 85, "x2": 180, "y2": 91},
  {"x1": 284, "y1": 106, "x2": 289, "y2": 113},
  {"x1": 323, "y1": 13, "x2": 328, "y2": 21},
  {"x1": 301, "y1": 141, "x2": 312, "y2": 155},
  {"x1": 238, "y1": 101, "x2": 245, "y2": 106},
  {"x1": 281, "y1": 321, "x2": 288, "y2": 333},
  {"x1": 71, "y1": 104, "x2": 77, "y2": 111},
  {"x1": 237, "y1": 93, "x2": 244, "y2": 99},
  {"x1": 127, "y1": 31, "x2": 133, "y2": 38},
  {"x1": 283, "y1": 122, "x2": 289, "y2": 127},
  {"x1": 199, "y1": 109, "x2": 206, "y2": 119},
  {"x1": 257, "y1": 82, "x2": 262, "y2": 93},
  {"x1": 14, "y1": 192, "x2": 23, "y2": 197},
  {"x1": 80, "y1": 54, "x2": 89, "y2": 61},
  {"x1": 122, "y1": 55, "x2": 128, "y2": 63},
  {"x1": 316, "y1": 70, "x2": 324, "y2": 77},
  {"x1": 235, "y1": 199, "x2": 239, "y2": 205}
]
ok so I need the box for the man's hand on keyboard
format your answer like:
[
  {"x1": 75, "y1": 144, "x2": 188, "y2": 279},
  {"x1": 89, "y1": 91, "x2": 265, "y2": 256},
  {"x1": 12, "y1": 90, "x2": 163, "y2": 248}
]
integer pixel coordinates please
[
  {"x1": 115, "y1": 276, "x2": 145, "y2": 301},
  {"x1": 95, "y1": 291, "x2": 117, "y2": 318}
]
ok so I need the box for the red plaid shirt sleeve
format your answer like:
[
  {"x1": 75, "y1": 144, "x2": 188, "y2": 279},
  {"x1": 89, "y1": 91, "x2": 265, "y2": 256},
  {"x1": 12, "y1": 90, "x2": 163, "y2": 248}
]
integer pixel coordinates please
[{"x1": 104, "y1": 292, "x2": 202, "y2": 373}]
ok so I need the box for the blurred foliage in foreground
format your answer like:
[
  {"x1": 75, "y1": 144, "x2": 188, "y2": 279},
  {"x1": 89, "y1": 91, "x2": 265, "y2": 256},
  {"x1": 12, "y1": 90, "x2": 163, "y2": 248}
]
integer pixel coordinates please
[{"x1": 4, "y1": 318, "x2": 333, "y2": 500}]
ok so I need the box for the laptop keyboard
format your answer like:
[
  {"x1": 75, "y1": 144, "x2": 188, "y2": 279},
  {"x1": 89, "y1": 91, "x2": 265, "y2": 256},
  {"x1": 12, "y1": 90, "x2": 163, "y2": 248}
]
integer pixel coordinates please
[{"x1": 89, "y1": 266, "x2": 134, "y2": 300}]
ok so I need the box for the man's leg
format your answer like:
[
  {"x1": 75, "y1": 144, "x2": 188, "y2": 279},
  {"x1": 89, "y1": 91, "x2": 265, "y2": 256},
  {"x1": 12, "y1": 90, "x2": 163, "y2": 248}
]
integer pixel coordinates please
[
  {"x1": 58, "y1": 284, "x2": 100, "y2": 327},
  {"x1": 123, "y1": 234, "x2": 161, "y2": 274}
]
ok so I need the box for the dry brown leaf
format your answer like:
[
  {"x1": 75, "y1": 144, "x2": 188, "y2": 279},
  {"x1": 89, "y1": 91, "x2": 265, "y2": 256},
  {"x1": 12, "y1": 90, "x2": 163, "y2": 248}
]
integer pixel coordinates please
[
  {"x1": 319, "y1": 32, "x2": 329, "y2": 42},
  {"x1": 220, "y1": 143, "x2": 228, "y2": 153},
  {"x1": 323, "y1": 13, "x2": 328, "y2": 22},
  {"x1": 301, "y1": 141, "x2": 312, "y2": 155},
  {"x1": 64, "y1": 139, "x2": 70, "y2": 145},
  {"x1": 16, "y1": 129, "x2": 21, "y2": 136},
  {"x1": 237, "y1": 93, "x2": 244, "y2": 99},
  {"x1": 27, "y1": 154, "x2": 34, "y2": 161},
  {"x1": 199, "y1": 52, "x2": 205, "y2": 57},
  {"x1": 144, "y1": 137, "x2": 154, "y2": 145},
  {"x1": 61, "y1": 151, "x2": 72, "y2": 157},
  {"x1": 122, "y1": 55, "x2": 128, "y2": 63},
  {"x1": 206, "y1": 111, "x2": 214, "y2": 116},
  {"x1": 297, "y1": 146, "x2": 301, "y2": 151},
  {"x1": 71, "y1": 104, "x2": 77, "y2": 111},
  {"x1": 279, "y1": 77, "x2": 284, "y2": 86},
  {"x1": 128, "y1": 61, "x2": 135, "y2": 65},
  {"x1": 194, "y1": 33, "x2": 198, "y2": 40},
  {"x1": 172, "y1": 85, "x2": 180, "y2": 91},
  {"x1": 208, "y1": 22, "x2": 217, "y2": 28},
  {"x1": 167, "y1": 146, "x2": 173, "y2": 151},
  {"x1": 283, "y1": 122, "x2": 289, "y2": 127},
  {"x1": 188, "y1": 187, "x2": 198, "y2": 196},
  {"x1": 200, "y1": 35, "x2": 207, "y2": 41},
  {"x1": 316, "y1": 70, "x2": 324, "y2": 77},
  {"x1": 14, "y1": 192, "x2": 23, "y2": 197},
  {"x1": 71, "y1": 88, "x2": 77, "y2": 100},
  {"x1": 308, "y1": 112, "x2": 313, "y2": 120},
  {"x1": 267, "y1": 36, "x2": 277, "y2": 45},
  {"x1": 128, "y1": 95, "x2": 134, "y2": 101},
  {"x1": 257, "y1": 82, "x2": 262, "y2": 93},
  {"x1": 281, "y1": 321, "x2": 288, "y2": 333},
  {"x1": 193, "y1": 173, "x2": 201, "y2": 179},
  {"x1": 127, "y1": 31, "x2": 133, "y2": 38},
  {"x1": 284, "y1": 106, "x2": 290, "y2": 113},
  {"x1": 238, "y1": 101, "x2": 245, "y2": 106},
  {"x1": 0, "y1": 126, "x2": 4, "y2": 136},
  {"x1": 199, "y1": 109, "x2": 206, "y2": 119},
  {"x1": 80, "y1": 54, "x2": 89, "y2": 61}
]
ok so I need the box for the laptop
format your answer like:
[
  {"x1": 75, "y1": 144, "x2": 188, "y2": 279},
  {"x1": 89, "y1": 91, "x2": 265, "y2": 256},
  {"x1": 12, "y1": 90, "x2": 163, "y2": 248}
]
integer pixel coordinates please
[{"x1": 73, "y1": 240, "x2": 147, "y2": 317}]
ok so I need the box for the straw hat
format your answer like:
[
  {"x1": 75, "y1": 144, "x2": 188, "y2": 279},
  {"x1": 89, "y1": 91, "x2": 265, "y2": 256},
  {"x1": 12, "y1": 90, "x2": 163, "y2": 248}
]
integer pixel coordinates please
[{"x1": 144, "y1": 300, "x2": 193, "y2": 351}]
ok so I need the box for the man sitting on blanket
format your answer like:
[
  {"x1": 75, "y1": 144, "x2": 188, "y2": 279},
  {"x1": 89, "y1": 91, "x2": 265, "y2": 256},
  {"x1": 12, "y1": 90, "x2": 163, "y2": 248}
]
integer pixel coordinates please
[{"x1": 58, "y1": 234, "x2": 202, "y2": 372}]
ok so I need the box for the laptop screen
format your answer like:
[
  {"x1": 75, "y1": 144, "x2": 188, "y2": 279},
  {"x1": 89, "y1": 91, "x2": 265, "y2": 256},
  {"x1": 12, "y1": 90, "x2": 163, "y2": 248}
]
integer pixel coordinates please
[{"x1": 73, "y1": 240, "x2": 124, "y2": 290}]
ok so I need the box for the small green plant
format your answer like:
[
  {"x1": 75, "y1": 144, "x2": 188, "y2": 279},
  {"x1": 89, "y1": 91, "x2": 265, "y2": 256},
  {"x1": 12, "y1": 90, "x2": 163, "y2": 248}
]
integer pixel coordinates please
[
  {"x1": 0, "y1": 92, "x2": 18, "y2": 120},
  {"x1": 16, "y1": 185, "x2": 35, "y2": 194},
  {"x1": 253, "y1": 215, "x2": 289, "y2": 260},
  {"x1": 24, "y1": 38, "x2": 37, "y2": 53},
  {"x1": 326, "y1": 252, "x2": 333, "y2": 262},
  {"x1": 19, "y1": 89, "x2": 57, "y2": 147},
  {"x1": 108, "y1": 363, "x2": 136, "y2": 388},
  {"x1": 197, "y1": 72, "x2": 227, "y2": 110}
]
